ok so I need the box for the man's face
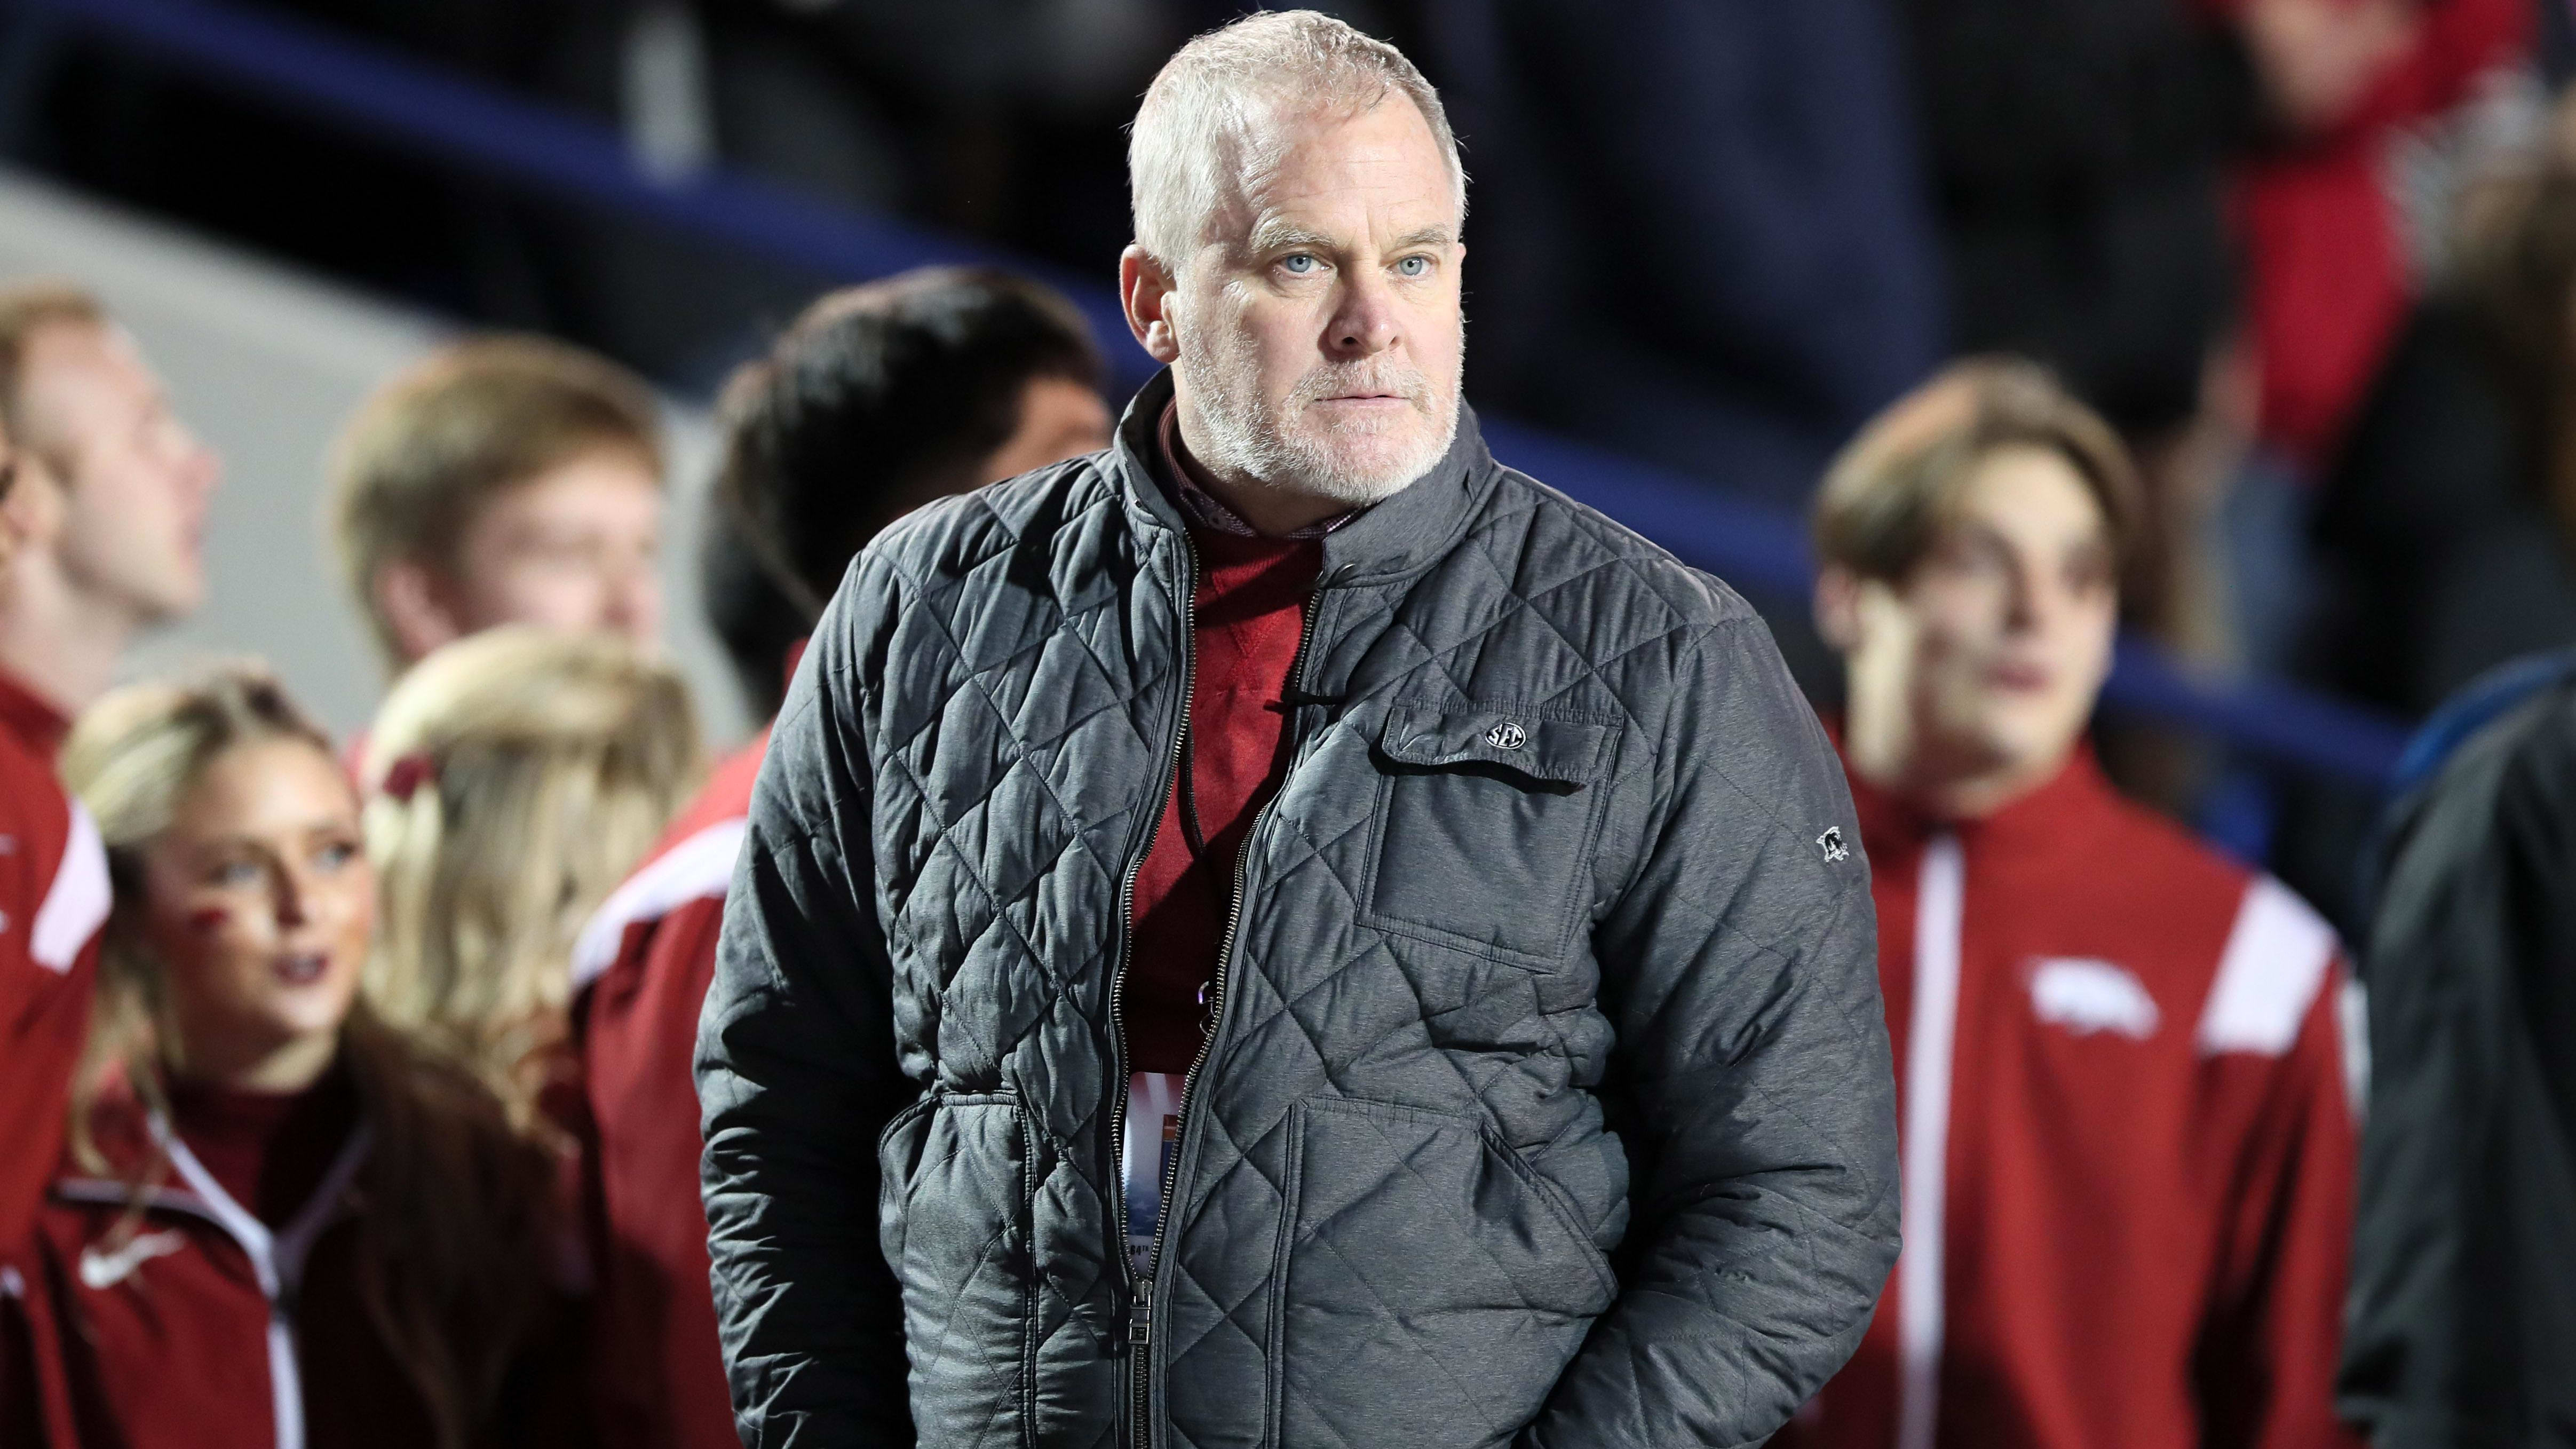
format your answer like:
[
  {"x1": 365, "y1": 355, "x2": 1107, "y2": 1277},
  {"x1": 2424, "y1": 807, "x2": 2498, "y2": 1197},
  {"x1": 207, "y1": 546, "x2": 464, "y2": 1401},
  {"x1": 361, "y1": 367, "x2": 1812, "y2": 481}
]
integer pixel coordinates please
[
  {"x1": 1843, "y1": 446, "x2": 2118, "y2": 792},
  {"x1": 442, "y1": 446, "x2": 664, "y2": 653},
  {"x1": 1143, "y1": 97, "x2": 1464, "y2": 508},
  {"x1": 18, "y1": 321, "x2": 220, "y2": 625}
]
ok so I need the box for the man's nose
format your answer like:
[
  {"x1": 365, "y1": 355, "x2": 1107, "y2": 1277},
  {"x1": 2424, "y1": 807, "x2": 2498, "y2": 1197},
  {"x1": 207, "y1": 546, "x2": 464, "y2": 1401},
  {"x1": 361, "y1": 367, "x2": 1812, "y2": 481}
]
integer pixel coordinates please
[
  {"x1": 604, "y1": 558, "x2": 662, "y2": 643},
  {"x1": 180, "y1": 431, "x2": 220, "y2": 499},
  {"x1": 1325, "y1": 270, "x2": 1402, "y2": 358},
  {"x1": 2001, "y1": 562, "x2": 2044, "y2": 630}
]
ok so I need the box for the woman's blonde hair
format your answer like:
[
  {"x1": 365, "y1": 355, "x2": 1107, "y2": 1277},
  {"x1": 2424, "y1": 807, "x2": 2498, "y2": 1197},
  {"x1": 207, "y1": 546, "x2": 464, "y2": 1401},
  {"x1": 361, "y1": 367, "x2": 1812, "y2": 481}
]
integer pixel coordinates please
[
  {"x1": 362, "y1": 627, "x2": 700, "y2": 1110},
  {"x1": 61, "y1": 662, "x2": 567, "y2": 1449}
]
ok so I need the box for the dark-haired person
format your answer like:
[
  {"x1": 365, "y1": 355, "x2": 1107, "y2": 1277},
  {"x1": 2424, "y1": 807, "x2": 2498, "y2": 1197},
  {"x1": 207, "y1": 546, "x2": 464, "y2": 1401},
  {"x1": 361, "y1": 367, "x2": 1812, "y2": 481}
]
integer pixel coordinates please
[
  {"x1": 2338, "y1": 649, "x2": 2576, "y2": 1447},
  {"x1": 1777, "y1": 359, "x2": 2363, "y2": 1449},
  {"x1": 0, "y1": 282, "x2": 194, "y2": 1449},
  {"x1": 569, "y1": 265, "x2": 1107, "y2": 1449},
  {"x1": 20, "y1": 666, "x2": 583, "y2": 1449},
  {"x1": 328, "y1": 335, "x2": 667, "y2": 679}
]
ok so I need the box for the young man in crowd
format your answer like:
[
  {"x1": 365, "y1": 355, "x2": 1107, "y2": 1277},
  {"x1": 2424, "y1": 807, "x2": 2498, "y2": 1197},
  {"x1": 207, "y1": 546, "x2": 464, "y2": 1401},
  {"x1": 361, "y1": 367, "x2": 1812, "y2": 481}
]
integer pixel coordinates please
[
  {"x1": 570, "y1": 266, "x2": 1108, "y2": 1449},
  {"x1": 1780, "y1": 358, "x2": 2360, "y2": 1449},
  {"x1": 699, "y1": 13, "x2": 1898, "y2": 1448},
  {"x1": 328, "y1": 335, "x2": 665, "y2": 678},
  {"x1": 0, "y1": 283, "x2": 203, "y2": 1444}
]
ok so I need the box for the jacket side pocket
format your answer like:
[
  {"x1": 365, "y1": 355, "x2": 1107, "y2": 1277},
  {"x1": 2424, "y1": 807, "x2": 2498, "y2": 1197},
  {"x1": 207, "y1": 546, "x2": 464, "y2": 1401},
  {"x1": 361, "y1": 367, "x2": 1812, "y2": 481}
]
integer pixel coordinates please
[
  {"x1": 877, "y1": 1090, "x2": 1033, "y2": 1448},
  {"x1": 1266, "y1": 1097, "x2": 1614, "y2": 1449}
]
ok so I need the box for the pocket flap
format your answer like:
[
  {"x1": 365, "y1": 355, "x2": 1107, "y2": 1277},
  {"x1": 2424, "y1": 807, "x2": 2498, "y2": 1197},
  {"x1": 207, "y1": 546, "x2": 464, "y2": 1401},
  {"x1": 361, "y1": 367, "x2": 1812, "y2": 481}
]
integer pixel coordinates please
[{"x1": 1377, "y1": 704, "x2": 1611, "y2": 788}]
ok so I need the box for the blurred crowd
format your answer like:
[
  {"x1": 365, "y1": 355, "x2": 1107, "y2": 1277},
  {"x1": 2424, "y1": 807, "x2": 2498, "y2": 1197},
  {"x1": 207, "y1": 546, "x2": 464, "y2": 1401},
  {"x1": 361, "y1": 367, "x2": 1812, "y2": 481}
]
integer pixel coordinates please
[
  {"x1": 10, "y1": 0, "x2": 2576, "y2": 920},
  {"x1": 0, "y1": 1, "x2": 2565, "y2": 1447},
  {"x1": 0, "y1": 266, "x2": 1118, "y2": 1448}
]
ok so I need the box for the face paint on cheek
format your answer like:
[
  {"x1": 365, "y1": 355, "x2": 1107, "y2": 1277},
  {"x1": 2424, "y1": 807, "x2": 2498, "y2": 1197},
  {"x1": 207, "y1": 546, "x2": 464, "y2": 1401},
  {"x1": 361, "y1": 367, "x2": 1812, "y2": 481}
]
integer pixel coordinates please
[{"x1": 185, "y1": 905, "x2": 230, "y2": 935}]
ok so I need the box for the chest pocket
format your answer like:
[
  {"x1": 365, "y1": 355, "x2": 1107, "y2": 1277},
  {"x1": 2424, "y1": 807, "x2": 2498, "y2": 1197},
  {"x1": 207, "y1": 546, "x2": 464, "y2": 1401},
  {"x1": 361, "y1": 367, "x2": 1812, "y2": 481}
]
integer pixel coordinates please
[{"x1": 1361, "y1": 703, "x2": 1616, "y2": 964}]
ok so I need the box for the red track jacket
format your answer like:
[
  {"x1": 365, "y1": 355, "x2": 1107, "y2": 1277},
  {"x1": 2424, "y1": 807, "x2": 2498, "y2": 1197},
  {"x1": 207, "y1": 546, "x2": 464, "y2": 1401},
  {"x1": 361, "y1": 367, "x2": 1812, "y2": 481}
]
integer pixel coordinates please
[
  {"x1": 572, "y1": 737, "x2": 766, "y2": 1449},
  {"x1": 23, "y1": 1072, "x2": 588, "y2": 1449},
  {"x1": 1778, "y1": 747, "x2": 2363, "y2": 1449},
  {"x1": 0, "y1": 672, "x2": 107, "y2": 1449}
]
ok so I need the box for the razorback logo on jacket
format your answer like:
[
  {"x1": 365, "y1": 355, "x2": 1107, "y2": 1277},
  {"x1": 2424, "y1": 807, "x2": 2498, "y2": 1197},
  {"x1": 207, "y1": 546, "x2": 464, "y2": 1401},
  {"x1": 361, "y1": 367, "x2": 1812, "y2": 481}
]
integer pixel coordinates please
[{"x1": 2025, "y1": 957, "x2": 2160, "y2": 1040}]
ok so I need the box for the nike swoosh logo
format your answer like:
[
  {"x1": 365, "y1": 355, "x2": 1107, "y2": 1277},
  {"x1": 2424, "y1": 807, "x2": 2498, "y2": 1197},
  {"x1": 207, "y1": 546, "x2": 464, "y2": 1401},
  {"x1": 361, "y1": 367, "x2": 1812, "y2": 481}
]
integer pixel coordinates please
[{"x1": 78, "y1": 1230, "x2": 187, "y2": 1289}]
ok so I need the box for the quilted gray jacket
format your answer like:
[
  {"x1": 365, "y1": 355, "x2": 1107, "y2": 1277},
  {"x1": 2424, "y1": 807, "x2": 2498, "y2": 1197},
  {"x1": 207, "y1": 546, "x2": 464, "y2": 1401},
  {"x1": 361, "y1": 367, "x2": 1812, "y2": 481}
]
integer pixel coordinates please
[{"x1": 698, "y1": 372, "x2": 1900, "y2": 1449}]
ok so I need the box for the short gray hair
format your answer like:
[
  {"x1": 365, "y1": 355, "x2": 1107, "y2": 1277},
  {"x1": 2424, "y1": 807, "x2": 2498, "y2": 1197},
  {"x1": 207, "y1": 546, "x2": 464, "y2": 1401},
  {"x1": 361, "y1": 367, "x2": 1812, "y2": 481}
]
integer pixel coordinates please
[{"x1": 1128, "y1": 11, "x2": 1465, "y2": 270}]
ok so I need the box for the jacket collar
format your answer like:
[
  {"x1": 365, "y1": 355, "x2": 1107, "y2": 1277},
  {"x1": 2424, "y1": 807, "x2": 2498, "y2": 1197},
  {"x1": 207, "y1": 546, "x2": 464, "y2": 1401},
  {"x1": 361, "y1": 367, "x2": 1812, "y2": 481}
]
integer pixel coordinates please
[
  {"x1": 1111, "y1": 368, "x2": 1497, "y2": 588},
  {"x1": 0, "y1": 667, "x2": 70, "y2": 761}
]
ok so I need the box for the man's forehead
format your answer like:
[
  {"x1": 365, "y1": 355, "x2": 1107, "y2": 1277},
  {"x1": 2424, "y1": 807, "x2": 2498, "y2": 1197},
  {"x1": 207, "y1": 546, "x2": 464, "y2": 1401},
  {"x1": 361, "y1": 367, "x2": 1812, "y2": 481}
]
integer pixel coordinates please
[
  {"x1": 1950, "y1": 453, "x2": 2111, "y2": 549},
  {"x1": 1224, "y1": 98, "x2": 1457, "y2": 242},
  {"x1": 18, "y1": 320, "x2": 156, "y2": 439},
  {"x1": 25, "y1": 319, "x2": 147, "y2": 395}
]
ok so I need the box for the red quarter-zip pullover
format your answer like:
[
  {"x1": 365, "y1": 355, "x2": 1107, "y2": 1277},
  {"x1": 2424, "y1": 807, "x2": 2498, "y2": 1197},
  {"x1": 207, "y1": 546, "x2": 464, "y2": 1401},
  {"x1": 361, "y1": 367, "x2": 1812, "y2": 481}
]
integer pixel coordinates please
[{"x1": 1123, "y1": 521, "x2": 1321, "y2": 1074}]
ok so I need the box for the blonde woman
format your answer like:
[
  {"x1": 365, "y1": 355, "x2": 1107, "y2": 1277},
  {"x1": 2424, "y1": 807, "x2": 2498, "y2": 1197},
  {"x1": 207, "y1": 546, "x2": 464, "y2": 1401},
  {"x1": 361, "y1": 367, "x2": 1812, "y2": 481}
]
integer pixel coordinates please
[
  {"x1": 28, "y1": 664, "x2": 582, "y2": 1449},
  {"x1": 361, "y1": 626, "x2": 698, "y2": 1121}
]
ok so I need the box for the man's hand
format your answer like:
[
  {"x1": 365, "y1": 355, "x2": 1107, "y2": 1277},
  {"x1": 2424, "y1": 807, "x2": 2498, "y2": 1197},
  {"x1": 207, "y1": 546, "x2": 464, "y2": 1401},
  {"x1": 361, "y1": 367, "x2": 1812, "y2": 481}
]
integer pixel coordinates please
[{"x1": 2240, "y1": 0, "x2": 2421, "y2": 136}]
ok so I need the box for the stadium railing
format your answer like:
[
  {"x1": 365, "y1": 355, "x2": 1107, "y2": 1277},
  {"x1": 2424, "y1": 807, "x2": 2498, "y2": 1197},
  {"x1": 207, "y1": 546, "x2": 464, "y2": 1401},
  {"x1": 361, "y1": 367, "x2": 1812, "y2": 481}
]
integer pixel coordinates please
[{"x1": 2, "y1": 0, "x2": 2415, "y2": 786}]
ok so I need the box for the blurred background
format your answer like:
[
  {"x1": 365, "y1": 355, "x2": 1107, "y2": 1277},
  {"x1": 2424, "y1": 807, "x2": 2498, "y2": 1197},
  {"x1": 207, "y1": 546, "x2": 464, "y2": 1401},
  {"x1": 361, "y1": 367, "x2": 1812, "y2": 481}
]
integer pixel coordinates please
[{"x1": 0, "y1": 0, "x2": 2566, "y2": 936}]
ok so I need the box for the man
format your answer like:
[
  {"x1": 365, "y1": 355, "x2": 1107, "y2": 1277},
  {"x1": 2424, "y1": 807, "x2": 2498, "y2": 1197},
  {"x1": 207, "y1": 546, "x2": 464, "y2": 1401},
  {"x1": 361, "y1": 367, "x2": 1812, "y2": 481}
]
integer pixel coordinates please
[
  {"x1": 1780, "y1": 359, "x2": 2360, "y2": 1449},
  {"x1": 572, "y1": 267, "x2": 1108, "y2": 1449},
  {"x1": 2339, "y1": 650, "x2": 2576, "y2": 1448},
  {"x1": 328, "y1": 335, "x2": 664, "y2": 676},
  {"x1": 0, "y1": 283, "x2": 178, "y2": 1445},
  {"x1": 699, "y1": 13, "x2": 1898, "y2": 1448}
]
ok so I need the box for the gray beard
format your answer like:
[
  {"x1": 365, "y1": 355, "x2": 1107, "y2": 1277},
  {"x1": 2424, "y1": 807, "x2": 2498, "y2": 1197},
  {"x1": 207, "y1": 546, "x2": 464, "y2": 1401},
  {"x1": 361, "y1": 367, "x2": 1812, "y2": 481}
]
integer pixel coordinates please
[{"x1": 1174, "y1": 332, "x2": 1462, "y2": 510}]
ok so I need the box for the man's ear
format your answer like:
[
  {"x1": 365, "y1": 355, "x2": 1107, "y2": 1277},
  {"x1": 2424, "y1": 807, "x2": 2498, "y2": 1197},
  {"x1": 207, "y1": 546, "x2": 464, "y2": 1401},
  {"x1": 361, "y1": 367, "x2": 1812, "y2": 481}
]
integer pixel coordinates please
[
  {"x1": 1814, "y1": 564, "x2": 1867, "y2": 652},
  {"x1": 1120, "y1": 246, "x2": 1182, "y2": 365},
  {"x1": 0, "y1": 447, "x2": 66, "y2": 553},
  {"x1": 372, "y1": 558, "x2": 466, "y2": 668},
  {"x1": 0, "y1": 462, "x2": 25, "y2": 578}
]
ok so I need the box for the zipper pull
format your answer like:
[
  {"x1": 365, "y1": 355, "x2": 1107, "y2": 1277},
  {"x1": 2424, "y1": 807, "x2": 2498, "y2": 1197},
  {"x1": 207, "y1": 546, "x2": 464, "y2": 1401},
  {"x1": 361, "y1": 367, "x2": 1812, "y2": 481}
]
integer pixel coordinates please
[{"x1": 1130, "y1": 1277, "x2": 1154, "y2": 1348}]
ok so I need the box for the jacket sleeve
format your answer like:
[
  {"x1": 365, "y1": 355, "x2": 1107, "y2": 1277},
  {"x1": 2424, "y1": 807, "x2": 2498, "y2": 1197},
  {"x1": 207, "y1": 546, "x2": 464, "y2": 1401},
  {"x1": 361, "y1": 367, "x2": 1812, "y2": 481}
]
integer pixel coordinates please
[
  {"x1": 2197, "y1": 961, "x2": 2367, "y2": 1449},
  {"x1": 2340, "y1": 690, "x2": 2576, "y2": 1449},
  {"x1": 696, "y1": 571, "x2": 917, "y2": 1447},
  {"x1": 1523, "y1": 612, "x2": 1900, "y2": 1449}
]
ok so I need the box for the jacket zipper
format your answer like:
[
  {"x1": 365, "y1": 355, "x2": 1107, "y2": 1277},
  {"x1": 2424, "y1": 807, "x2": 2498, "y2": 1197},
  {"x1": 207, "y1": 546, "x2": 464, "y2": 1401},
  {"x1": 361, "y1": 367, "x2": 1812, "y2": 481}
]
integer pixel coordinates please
[
  {"x1": 1111, "y1": 527, "x2": 1199, "y2": 1449},
  {"x1": 1130, "y1": 564, "x2": 1334, "y2": 1449}
]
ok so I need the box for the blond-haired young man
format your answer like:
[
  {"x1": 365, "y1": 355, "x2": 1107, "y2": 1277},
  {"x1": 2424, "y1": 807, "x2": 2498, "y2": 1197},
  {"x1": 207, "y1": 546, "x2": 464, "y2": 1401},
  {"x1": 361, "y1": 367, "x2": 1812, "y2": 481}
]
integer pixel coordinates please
[
  {"x1": 329, "y1": 335, "x2": 664, "y2": 675},
  {"x1": 1779, "y1": 359, "x2": 2361, "y2": 1449},
  {"x1": 0, "y1": 281, "x2": 153, "y2": 1449}
]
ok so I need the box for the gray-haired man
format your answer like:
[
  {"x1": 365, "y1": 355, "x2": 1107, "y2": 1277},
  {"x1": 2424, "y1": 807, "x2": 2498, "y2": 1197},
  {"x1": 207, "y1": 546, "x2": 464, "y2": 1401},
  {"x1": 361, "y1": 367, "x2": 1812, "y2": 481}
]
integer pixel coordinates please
[{"x1": 697, "y1": 13, "x2": 1899, "y2": 1447}]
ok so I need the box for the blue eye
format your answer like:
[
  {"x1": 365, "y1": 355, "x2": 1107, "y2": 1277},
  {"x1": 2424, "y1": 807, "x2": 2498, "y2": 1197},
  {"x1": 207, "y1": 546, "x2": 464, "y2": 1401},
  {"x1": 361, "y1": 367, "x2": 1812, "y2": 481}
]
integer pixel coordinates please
[
  {"x1": 1397, "y1": 256, "x2": 1431, "y2": 278},
  {"x1": 1280, "y1": 254, "x2": 1318, "y2": 275}
]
